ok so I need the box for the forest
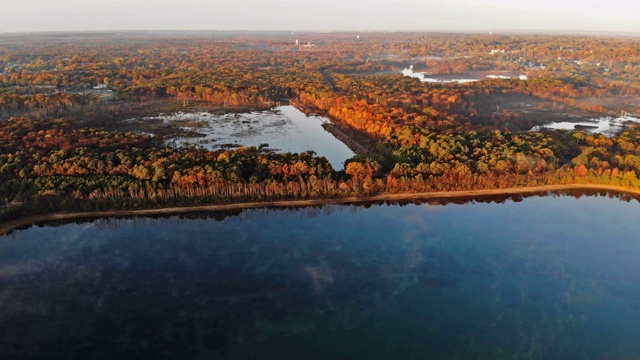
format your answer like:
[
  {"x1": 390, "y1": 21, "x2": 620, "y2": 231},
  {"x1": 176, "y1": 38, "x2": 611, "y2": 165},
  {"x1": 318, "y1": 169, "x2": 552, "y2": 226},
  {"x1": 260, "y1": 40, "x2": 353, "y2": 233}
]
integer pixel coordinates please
[{"x1": 1, "y1": 31, "x2": 640, "y2": 223}]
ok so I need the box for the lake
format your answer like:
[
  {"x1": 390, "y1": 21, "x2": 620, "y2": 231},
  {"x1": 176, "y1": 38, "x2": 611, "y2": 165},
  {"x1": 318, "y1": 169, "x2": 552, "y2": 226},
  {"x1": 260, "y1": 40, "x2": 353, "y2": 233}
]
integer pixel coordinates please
[
  {"x1": 401, "y1": 66, "x2": 528, "y2": 83},
  {"x1": 531, "y1": 114, "x2": 640, "y2": 137},
  {"x1": 2, "y1": 193, "x2": 640, "y2": 359},
  {"x1": 131, "y1": 105, "x2": 355, "y2": 170}
]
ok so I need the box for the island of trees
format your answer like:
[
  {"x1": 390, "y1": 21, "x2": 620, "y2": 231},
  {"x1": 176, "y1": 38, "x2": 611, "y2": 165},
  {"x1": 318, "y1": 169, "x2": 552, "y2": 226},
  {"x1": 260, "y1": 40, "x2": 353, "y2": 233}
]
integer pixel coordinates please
[{"x1": 2, "y1": 31, "x2": 640, "y2": 231}]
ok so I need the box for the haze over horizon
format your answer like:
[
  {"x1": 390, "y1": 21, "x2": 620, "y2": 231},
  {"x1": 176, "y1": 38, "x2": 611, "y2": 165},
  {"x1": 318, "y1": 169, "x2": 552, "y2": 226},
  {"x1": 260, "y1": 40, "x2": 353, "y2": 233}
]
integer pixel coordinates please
[{"x1": 2, "y1": 0, "x2": 640, "y2": 35}]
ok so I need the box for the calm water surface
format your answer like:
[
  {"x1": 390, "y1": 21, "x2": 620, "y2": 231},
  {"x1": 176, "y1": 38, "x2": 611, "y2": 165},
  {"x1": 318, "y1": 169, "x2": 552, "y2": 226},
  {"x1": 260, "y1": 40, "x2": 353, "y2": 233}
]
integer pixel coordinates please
[
  {"x1": 157, "y1": 105, "x2": 355, "y2": 169},
  {"x1": 2, "y1": 194, "x2": 640, "y2": 359}
]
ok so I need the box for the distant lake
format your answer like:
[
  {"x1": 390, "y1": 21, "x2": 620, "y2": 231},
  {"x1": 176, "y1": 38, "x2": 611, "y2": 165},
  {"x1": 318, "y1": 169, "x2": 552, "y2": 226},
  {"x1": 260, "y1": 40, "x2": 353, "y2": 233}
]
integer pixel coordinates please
[
  {"x1": 401, "y1": 66, "x2": 528, "y2": 83},
  {"x1": 133, "y1": 105, "x2": 355, "y2": 170},
  {"x1": 531, "y1": 114, "x2": 640, "y2": 137},
  {"x1": 2, "y1": 194, "x2": 640, "y2": 359}
]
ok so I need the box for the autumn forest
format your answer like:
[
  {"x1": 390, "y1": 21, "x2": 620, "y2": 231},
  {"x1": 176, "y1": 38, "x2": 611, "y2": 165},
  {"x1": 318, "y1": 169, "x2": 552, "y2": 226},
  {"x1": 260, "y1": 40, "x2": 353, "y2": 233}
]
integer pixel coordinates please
[{"x1": 2, "y1": 31, "x2": 640, "y2": 225}]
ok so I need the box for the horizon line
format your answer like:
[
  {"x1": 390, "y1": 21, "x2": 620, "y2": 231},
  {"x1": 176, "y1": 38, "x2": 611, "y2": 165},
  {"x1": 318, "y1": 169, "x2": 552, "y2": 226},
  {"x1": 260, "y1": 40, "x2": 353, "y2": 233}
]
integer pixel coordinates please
[{"x1": 2, "y1": 29, "x2": 640, "y2": 37}]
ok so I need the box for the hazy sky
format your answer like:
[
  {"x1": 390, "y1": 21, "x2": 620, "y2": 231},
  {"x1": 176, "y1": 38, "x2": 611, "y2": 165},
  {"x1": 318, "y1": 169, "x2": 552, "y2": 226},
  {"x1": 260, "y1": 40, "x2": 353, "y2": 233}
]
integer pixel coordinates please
[{"x1": 2, "y1": 0, "x2": 640, "y2": 34}]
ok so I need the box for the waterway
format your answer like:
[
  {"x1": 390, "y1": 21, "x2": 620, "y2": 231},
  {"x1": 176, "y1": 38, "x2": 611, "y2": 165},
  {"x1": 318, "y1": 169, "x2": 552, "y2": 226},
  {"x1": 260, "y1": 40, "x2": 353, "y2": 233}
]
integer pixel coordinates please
[
  {"x1": 1, "y1": 194, "x2": 640, "y2": 359},
  {"x1": 131, "y1": 105, "x2": 355, "y2": 170}
]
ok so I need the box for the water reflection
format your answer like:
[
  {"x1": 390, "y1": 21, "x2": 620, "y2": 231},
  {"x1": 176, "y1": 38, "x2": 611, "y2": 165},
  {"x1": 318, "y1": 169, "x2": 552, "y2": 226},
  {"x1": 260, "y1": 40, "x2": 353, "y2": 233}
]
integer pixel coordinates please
[
  {"x1": 132, "y1": 105, "x2": 355, "y2": 169},
  {"x1": 14, "y1": 188, "x2": 636, "y2": 234},
  {"x1": 1, "y1": 193, "x2": 640, "y2": 359}
]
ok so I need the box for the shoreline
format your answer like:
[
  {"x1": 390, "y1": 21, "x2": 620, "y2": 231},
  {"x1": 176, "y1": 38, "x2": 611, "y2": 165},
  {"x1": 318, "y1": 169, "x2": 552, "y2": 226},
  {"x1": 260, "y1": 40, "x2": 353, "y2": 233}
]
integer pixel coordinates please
[{"x1": 2, "y1": 184, "x2": 640, "y2": 236}]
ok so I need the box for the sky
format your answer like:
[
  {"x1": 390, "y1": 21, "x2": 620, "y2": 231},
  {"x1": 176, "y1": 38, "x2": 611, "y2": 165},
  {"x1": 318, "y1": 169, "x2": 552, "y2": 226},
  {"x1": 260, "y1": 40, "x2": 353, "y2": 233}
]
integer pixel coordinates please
[{"x1": 2, "y1": 0, "x2": 640, "y2": 34}]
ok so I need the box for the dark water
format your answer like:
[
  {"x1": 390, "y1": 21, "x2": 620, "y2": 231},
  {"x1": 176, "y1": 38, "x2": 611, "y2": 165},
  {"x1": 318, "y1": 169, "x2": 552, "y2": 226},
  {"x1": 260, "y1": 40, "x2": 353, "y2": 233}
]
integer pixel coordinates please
[{"x1": 2, "y1": 194, "x2": 640, "y2": 359}]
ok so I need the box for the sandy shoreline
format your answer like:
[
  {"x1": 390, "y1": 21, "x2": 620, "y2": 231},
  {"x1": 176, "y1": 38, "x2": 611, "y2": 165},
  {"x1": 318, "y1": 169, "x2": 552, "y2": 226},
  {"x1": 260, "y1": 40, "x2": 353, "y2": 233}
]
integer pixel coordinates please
[{"x1": 2, "y1": 184, "x2": 639, "y2": 236}]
